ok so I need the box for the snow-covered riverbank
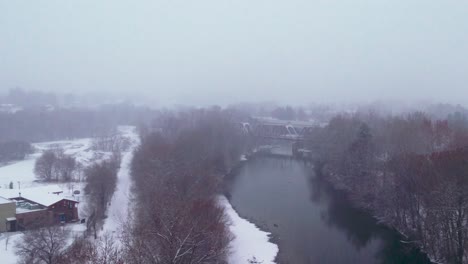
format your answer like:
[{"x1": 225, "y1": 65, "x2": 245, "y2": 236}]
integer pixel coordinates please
[{"x1": 219, "y1": 196, "x2": 278, "y2": 264}]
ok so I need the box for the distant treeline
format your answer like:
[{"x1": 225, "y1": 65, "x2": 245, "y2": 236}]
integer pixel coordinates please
[
  {"x1": 308, "y1": 111, "x2": 468, "y2": 264},
  {"x1": 0, "y1": 140, "x2": 32, "y2": 163},
  {"x1": 0, "y1": 104, "x2": 155, "y2": 143}
]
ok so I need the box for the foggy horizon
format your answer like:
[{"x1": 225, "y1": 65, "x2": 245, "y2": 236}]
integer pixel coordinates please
[
  {"x1": 2, "y1": 2, "x2": 468, "y2": 263},
  {"x1": 1, "y1": 0, "x2": 467, "y2": 106}
]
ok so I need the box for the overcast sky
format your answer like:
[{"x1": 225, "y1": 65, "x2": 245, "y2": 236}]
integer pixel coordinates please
[{"x1": 0, "y1": 0, "x2": 467, "y2": 106}]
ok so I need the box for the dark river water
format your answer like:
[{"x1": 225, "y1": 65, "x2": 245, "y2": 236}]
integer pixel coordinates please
[{"x1": 225, "y1": 156, "x2": 431, "y2": 264}]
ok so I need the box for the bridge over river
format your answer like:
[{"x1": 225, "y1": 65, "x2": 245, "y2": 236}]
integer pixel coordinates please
[
  {"x1": 239, "y1": 117, "x2": 319, "y2": 141},
  {"x1": 239, "y1": 117, "x2": 319, "y2": 158}
]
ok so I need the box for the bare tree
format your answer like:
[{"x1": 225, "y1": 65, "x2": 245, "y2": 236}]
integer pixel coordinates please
[
  {"x1": 60, "y1": 232, "x2": 122, "y2": 264},
  {"x1": 92, "y1": 133, "x2": 130, "y2": 153},
  {"x1": 34, "y1": 149, "x2": 78, "y2": 182},
  {"x1": 84, "y1": 157, "x2": 119, "y2": 238},
  {"x1": 125, "y1": 109, "x2": 245, "y2": 263},
  {"x1": 15, "y1": 225, "x2": 69, "y2": 264},
  {"x1": 55, "y1": 154, "x2": 77, "y2": 181},
  {"x1": 34, "y1": 150, "x2": 57, "y2": 181}
]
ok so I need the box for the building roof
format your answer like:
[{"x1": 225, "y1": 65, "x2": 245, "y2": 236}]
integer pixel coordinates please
[
  {"x1": 0, "y1": 185, "x2": 78, "y2": 207},
  {"x1": 0, "y1": 196, "x2": 14, "y2": 205},
  {"x1": 0, "y1": 185, "x2": 62, "y2": 199},
  {"x1": 20, "y1": 193, "x2": 69, "y2": 207}
]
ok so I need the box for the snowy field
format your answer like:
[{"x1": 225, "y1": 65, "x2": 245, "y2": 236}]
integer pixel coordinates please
[
  {"x1": 0, "y1": 126, "x2": 138, "y2": 264},
  {"x1": 0, "y1": 137, "x2": 94, "y2": 190},
  {"x1": 0, "y1": 232, "x2": 23, "y2": 264}
]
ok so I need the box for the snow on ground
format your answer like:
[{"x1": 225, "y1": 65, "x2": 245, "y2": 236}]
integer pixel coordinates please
[
  {"x1": 102, "y1": 126, "x2": 140, "y2": 235},
  {"x1": 0, "y1": 137, "x2": 96, "y2": 190},
  {"x1": 0, "y1": 137, "x2": 95, "y2": 264},
  {"x1": 0, "y1": 126, "x2": 138, "y2": 263},
  {"x1": 219, "y1": 196, "x2": 279, "y2": 264},
  {"x1": 0, "y1": 156, "x2": 38, "y2": 189},
  {"x1": 0, "y1": 232, "x2": 23, "y2": 264},
  {"x1": 34, "y1": 138, "x2": 97, "y2": 167}
]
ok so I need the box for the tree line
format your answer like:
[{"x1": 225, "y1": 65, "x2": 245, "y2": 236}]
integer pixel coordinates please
[
  {"x1": 15, "y1": 225, "x2": 123, "y2": 264},
  {"x1": 126, "y1": 108, "x2": 247, "y2": 263},
  {"x1": 34, "y1": 149, "x2": 80, "y2": 182},
  {"x1": 16, "y1": 108, "x2": 248, "y2": 264},
  {"x1": 0, "y1": 103, "x2": 154, "y2": 143},
  {"x1": 307, "y1": 111, "x2": 468, "y2": 263},
  {"x1": 84, "y1": 153, "x2": 121, "y2": 239},
  {"x1": 0, "y1": 140, "x2": 32, "y2": 164}
]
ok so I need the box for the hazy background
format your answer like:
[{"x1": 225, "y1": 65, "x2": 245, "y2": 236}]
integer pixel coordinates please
[{"x1": 1, "y1": 0, "x2": 467, "y2": 106}]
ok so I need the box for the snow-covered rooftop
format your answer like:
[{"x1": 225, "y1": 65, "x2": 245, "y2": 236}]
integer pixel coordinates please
[
  {"x1": 0, "y1": 196, "x2": 13, "y2": 205},
  {"x1": 0, "y1": 185, "x2": 77, "y2": 207}
]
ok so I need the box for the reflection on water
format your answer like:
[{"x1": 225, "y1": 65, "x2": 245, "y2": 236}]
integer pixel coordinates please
[{"x1": 225, "y1": 157, "x2": 430, "y2": 264}]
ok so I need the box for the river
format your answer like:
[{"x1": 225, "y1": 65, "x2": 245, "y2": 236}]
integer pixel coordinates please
[{"x1": 225, "y1": 156, "x2": 431, "y2": 264}]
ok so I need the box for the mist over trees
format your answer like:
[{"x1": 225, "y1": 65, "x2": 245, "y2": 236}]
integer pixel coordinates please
[
  {"x1": 84, "y1": 154, "x2": 121, "y2": 239},
  {"x1": 125, "y1": 108, "x2": 246, "y2": 263},
  {"x1": 0, "y1": 88, "x2": 156, "y2": 143},
  {"x1": 0, "y1": 141, "x2": 32, "y2": 164},
  {"x1": 1, "y1": 87, "x2": 59, "y2": 108},
  {"x1": 91, "y1": 133, "x2": 131, "y2": 153},
  {"x1": 308, "y1": 111, "x2": 468, "y2": 263},
  {"x1": 2, "y1": 0, "x2": 467, "y2": 260}
]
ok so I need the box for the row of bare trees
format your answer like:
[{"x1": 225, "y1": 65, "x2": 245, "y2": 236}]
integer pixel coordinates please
[
  {"x1": 308, "y1": 112, "x2": 468, "y2": 263},
  {"x1": 15, "y1": 225, "x2": 123, "y2": 264},
  {"x1": 125, "y1": 108, "x2": 247, "y2": 263},
  {"x1": 84, "y1": 152, "x2": 121, "y2": 239},
  {"x1": 34, "y1": 149, "x2": 80, "y2": 182},
  {"x1": 92, "y1": 133, "x2": 131, "y2": 153}
]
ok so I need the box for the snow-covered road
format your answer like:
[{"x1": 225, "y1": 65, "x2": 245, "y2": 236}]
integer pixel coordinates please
[{"x1": 102, "y1": 126, "x2": 140, "y2": 234}]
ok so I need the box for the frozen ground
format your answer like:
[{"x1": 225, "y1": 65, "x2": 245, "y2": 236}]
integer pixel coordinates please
[
  {"x1": 0, "y1": 137, "x2": 95, "y2": 190},
  {"x1": 219, "y1": 196, "x2": 279, "y2": 264},
  {"x1": 0, "y1": 126, "x2": 137, "y2": 264},
  {"x1": 102, "y1": 126, "x2": 140, "y2": 235},
  {"x1": 0, "y1": 223, "x2": 87, "y2": 264},
  {"x1": 0, "y1": 232, "x2": 22, "y2": 264}
]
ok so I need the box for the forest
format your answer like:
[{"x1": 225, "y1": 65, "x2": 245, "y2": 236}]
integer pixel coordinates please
[
  {"x1": 126, "y1": 108, "x2": 247, "y2": 263},
  {"x1": 308, "y1": 111, "x2": 468, "y2": 263}
]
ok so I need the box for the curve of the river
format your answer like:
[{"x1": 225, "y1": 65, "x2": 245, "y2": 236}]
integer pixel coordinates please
[{"x1": 225, "y1": 156, "x2": 431, "y2": 264}]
